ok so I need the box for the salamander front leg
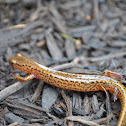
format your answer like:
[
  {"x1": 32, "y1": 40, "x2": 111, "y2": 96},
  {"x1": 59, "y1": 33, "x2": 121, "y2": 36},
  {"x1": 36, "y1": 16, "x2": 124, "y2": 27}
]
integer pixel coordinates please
[{"x1": 12, "y1": 73, "x2": 35, "y2": 82}]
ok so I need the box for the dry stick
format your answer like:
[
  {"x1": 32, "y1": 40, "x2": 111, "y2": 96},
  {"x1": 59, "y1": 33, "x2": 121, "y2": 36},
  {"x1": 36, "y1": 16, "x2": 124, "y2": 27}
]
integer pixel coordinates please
[
  {"x1": 0, "y1": 81, "x2": 32, "y2": 102},
  {"x1": 82, "y1": 51, "x2": 126, "y2": 62},
  {"x1": 31, "y1": 81, "x2": 44, "y2": 103},
  {"x1": 54, "y1": 62, "x2": 102, "y2": 75},
  {"x1": 8, "y1": 122, "x2": 19, "y2": 126},
  {"x1": 111, "y1": 59, "x2": 126, "y2": 83},
  {"x1": 66, "y1": 116, "x2": 104, "y2": 126},
  {"x1": 92, "y1": 117, "x2": 110, "y2": 126},
  {"x1": 93, "y1": 0, "x2": 99, "y2": 22},
  {"x1": 7, "y1": 98, "x2": 47, "y2": 112},
  {"x1": 120, "y1": 66, "x2": 126, "y2": 76},
  {"x1": 100, "y1": 85, "x2": 113, "y2": 126},
  {"x1": 111, "y1": 59, "x2": 118, "y2": 70},
  {"x1": 61, "y1": 90, "x2": 73, "y2": 126},
  {"x1": 53, "y1": 62, "x2": 83, "y2": 70},
  {"x1": 107, "y1": 58, "x2": 126, "y2": 83},
  {"x1": 0, "y1": 116, "x2": 6, "y2": 125}
]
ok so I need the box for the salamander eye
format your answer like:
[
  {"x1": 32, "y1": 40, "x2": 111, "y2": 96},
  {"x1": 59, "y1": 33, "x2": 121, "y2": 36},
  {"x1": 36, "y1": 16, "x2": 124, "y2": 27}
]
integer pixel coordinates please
[
  {"x1": 10, "y1": 60, "x2": 16, "y2": 65},
  {"x1": 16, "y1": 53, "x2": 23, "y2": 57}
]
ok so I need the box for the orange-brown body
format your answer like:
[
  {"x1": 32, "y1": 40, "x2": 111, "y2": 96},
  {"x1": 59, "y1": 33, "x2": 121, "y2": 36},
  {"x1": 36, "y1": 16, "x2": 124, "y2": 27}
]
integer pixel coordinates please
[{"x1": 8, "y1": 53, "x2": 126, "y2": 126}]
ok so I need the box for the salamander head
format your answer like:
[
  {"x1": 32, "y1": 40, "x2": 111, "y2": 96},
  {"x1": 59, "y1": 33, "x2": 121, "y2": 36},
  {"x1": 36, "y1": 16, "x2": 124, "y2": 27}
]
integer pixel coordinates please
[{"x1": 8, "y1": 53, "x2": 36, "y2": 74}]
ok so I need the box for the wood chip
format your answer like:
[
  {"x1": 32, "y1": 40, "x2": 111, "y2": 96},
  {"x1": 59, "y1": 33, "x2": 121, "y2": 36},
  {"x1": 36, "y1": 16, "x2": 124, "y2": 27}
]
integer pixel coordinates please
[
  {"x1": 65, "y1": 39, "x2": 76, "y2": 58},
  {"x1": 45, "y1": 33, "x2": 63, "y2": 60},
  {"x1": 41, "y1": 85, "x2": 59, "y2": 110}
]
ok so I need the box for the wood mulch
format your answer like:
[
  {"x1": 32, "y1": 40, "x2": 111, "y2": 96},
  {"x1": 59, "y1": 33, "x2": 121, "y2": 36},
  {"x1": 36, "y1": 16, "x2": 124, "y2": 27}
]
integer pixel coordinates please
[{"x1": 0, "y1": 0, "x2": 126, "y2": 126}]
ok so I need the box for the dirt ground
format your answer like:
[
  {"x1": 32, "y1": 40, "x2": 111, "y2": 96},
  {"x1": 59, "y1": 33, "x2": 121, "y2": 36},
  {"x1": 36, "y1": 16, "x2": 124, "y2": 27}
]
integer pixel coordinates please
[{"x1": 0, "y1": 0, "x2": 126, "y2": 126}]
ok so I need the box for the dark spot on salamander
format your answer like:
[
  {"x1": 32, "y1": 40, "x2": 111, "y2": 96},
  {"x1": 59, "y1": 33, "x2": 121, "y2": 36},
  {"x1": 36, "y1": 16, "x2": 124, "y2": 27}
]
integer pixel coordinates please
[
  {"x1": 81, "y1": 82, "x2": 85, "y2": 84},
  {"x1": 75, "y1": 81, "x2": 79, "y2": 83}
]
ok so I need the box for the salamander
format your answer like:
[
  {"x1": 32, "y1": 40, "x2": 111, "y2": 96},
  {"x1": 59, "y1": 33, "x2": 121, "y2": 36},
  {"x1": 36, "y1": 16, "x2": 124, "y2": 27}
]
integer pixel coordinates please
[{"x1": 8, "y1": 53, "x2": 126, "y2": 126}]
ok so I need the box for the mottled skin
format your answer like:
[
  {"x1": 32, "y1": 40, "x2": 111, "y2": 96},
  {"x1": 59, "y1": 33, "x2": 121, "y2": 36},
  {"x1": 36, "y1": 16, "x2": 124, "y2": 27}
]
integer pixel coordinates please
[{"x1": 8, "y1": 53, "x2": 126, "y2": 126}]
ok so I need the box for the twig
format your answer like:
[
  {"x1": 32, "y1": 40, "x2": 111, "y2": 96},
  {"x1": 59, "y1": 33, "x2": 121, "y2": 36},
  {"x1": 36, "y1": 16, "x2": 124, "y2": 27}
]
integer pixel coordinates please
[
  {"x1": 66, "y1": 116, "x2": 105, "y2": 126},
  {"x1": 78, "y1": 51, "x2": 126, "y2": 62},
  {"x1": 31, "y1": 81, "x2": 44, "y2": 103},
  {"x1": 61, "y1": 91, "x2": 73, "y2": 126},
  {"x1": 100, "y1": 85, "x2": 112, "y2": 126},
  {"x1": 0, "y1": 80, "x2": 32, "y2": 102}
]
